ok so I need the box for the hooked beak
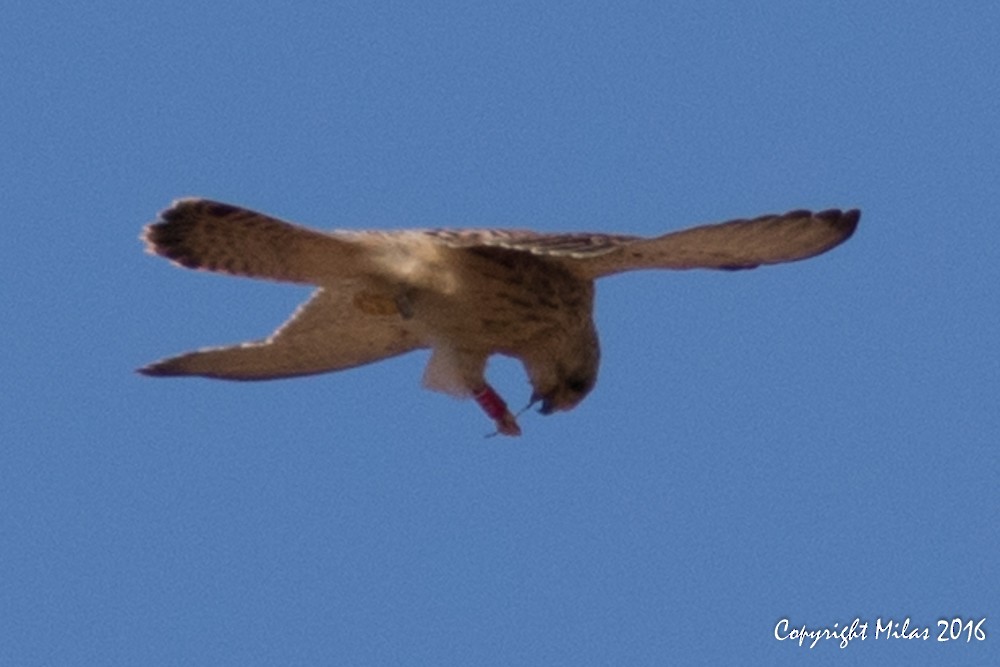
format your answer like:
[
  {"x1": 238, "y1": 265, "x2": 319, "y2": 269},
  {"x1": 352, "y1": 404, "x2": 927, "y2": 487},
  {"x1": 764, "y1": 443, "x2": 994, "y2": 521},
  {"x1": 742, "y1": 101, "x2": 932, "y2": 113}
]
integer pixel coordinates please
[{"x1": 529, "y1": 391, "x2": 556, "y2": 415}]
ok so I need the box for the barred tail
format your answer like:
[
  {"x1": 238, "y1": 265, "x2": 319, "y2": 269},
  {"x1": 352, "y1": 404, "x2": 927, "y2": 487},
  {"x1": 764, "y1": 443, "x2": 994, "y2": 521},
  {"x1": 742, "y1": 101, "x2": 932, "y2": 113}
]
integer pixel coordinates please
[{"x1": 142, "y1": 199, "x2": 365, "y2": 285}]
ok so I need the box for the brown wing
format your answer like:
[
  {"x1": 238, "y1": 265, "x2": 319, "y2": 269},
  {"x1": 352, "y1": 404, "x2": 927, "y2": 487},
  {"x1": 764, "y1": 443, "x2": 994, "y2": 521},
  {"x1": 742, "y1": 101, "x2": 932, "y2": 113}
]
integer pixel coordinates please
[
  {"x1": 142, "y1": 199, "x2": 370, "y2": 285},
  {"x1": 426, "y1": 228, "x2": 639, "y2": 258},
  {"x1": 137, "y1": 284, "x2": 425, "y2": 380},
  {"x1": 555, "y1": 208, "x2": 860, "y2": 279},
  {"x1": 421, "y1": 209, "x2": 858, "y2": 279}
]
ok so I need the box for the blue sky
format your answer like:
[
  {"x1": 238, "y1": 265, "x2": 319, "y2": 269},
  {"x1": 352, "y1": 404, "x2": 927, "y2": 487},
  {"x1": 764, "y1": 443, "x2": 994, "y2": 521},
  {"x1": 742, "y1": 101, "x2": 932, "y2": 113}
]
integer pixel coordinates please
[{"x1": 2, "y1": 2, "x2": 997, "y2": 665}]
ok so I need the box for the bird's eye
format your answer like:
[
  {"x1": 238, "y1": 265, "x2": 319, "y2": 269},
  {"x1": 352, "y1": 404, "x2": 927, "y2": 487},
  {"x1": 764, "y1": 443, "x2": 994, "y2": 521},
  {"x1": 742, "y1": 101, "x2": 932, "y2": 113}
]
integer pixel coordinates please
[{"x1": 566, "y1": 377, "x2": 590, "y2": 394}]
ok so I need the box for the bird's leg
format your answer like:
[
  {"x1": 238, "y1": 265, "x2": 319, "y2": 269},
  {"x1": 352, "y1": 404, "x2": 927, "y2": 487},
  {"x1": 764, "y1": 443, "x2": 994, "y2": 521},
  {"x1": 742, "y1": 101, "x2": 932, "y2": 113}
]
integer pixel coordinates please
[{"x1": 473, "y1": 384, "x2": 522, "y2": 437}]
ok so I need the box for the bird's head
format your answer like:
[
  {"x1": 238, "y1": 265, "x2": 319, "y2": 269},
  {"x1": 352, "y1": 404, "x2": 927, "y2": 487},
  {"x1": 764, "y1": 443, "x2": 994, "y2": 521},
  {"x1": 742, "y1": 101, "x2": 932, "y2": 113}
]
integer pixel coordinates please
[{"x1": 527, "y1": 325, "x2": 600, "y2": 415}]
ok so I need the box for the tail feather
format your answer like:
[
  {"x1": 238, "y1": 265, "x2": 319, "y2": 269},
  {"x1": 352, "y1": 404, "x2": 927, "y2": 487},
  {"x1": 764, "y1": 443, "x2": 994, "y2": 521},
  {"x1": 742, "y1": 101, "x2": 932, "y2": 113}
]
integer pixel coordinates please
[{"x1": 142, "y1": 199, "x2": 365, "y2": 285}]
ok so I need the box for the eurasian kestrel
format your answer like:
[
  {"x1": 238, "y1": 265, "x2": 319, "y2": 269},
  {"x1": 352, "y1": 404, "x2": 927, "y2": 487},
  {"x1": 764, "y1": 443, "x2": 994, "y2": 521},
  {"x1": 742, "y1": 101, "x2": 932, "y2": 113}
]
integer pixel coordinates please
[{"x1": 139, "y1": 199, "x2": 859, "y2": 436}]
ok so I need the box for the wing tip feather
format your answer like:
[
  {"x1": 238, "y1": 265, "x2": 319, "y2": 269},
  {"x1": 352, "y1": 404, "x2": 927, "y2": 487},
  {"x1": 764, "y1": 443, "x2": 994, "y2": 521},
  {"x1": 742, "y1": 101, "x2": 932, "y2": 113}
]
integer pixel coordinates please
[
  {"x1": 814, "y1": 207, "x2": 861, "y2": 244},
  {"x1": 136, "y1": 360, "x2": 184, "y2": 377}
]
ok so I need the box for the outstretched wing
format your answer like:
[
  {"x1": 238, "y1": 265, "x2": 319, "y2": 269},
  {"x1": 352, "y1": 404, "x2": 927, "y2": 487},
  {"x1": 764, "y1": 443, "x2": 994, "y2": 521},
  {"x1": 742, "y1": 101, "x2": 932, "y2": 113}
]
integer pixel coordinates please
[
  {"x1": 422, "y1": 208, "x2": 859, "y2": 280},
  {"x1": 561, "y1": 209, "x2": 861, "y2": 279},
  {"x1": 138, "y1": 284, "x2": 426, "y2": 380},
  {"x1": 142, "y1": 198, "x2": 370, "y2": 285}
]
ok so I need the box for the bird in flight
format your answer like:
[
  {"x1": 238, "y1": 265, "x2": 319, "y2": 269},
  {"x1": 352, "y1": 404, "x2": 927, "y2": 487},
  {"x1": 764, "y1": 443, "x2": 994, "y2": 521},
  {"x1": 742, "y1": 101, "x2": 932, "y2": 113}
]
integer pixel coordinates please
[{"x1": 139, "y1": 199, "x2": 859, "y2": 436}]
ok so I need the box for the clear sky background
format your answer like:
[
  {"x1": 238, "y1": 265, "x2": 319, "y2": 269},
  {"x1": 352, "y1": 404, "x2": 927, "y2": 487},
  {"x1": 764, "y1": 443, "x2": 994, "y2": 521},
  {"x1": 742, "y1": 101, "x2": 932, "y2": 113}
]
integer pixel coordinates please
[{"x1": 2, "y1": 2, "x2": 997, "y2": 665}]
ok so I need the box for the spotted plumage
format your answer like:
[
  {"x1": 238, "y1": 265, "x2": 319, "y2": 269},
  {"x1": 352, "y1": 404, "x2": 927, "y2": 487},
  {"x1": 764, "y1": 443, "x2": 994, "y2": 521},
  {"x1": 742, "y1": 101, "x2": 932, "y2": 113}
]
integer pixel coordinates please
[{"x1": 139, "y1": 198, "x2": 859, "y2": 435}]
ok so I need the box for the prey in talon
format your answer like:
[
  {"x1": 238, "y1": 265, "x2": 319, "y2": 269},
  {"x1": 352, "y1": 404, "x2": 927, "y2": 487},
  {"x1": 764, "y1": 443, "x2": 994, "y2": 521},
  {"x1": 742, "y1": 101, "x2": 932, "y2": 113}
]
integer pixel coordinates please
[
  {"x1": 475, "y1": 385, "x2": 522, "y2": 437},
  {"x1": 139, "y1": 198, "x2": 859, "y2": 436}
]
